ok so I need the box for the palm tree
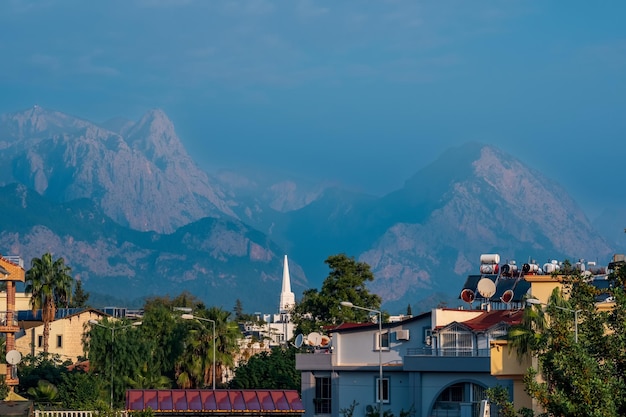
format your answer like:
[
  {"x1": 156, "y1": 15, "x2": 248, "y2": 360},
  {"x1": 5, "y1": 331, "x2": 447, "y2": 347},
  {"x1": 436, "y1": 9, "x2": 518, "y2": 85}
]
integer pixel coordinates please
[
  {"x1": 25, "y1": 253, "x2": 73, "y2": 353},
  {"x1": 176, "y1": 307, "x2": 242, "y2": 388}
]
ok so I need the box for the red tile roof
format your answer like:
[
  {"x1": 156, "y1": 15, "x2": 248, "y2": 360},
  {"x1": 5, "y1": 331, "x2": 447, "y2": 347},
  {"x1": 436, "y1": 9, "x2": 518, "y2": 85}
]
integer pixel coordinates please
[
  {"x1": 461, "y1": 309, "x2": 524, "y2": 331},
  {"x1": 126, "y1": 389, "x2": 305, "y2": 415}
]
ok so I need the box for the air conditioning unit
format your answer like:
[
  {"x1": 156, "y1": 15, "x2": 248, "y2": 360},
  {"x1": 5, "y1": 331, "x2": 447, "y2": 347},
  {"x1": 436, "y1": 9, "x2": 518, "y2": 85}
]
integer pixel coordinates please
[{"x1": 395, "y1": 329, "x2": 410, "y2": 340}]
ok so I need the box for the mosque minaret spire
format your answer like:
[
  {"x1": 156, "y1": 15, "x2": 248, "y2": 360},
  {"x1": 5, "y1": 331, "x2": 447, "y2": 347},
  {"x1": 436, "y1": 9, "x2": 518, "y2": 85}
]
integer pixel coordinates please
[{"x1": 279, "y1": 255, "x2": 295, "y2": 312}]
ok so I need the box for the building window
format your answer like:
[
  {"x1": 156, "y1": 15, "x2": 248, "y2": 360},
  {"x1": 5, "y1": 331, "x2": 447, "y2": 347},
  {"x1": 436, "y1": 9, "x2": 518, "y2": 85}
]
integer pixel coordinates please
[
  {"x1": 439, "y1": 324, "x2": 473, "y2": 356},
  {"x1": 376, "y1": 377, "x2": 390, "y2": 403},
  {"x1": 314, "y1": 376, "x2": 331, "y2": 415},
  {"x1": 37, "y1": 335, "x2": 43, "y2": 348},
  {"x1": 56, "y1": 335, "x2": 63, "y2": 348},
  {"x1": 374, "y1": 331, "x2": 390, "y2": 350}
]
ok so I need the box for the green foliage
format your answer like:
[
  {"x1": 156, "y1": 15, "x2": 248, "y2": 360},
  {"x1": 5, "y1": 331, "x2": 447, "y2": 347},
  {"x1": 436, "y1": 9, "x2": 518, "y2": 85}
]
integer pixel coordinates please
[
  {"x1": 25, "y1": 252, "x2": 74, "y2": 353},
  {"x1": 365, "y1": 404, "x2": 394, "y2": 417},
  {"x1": 340, "y1": 400, "x2": 359, "y2": 417},
  {"x1": 85, "y1": 317, "x2": 151, "y2": 408},
  {"x1": 486, "y1": 386, "x2": 516, "y2": 417},
  {"x1": 27, "y1": 380, "x2": 60, "y2": 406},
  {"x1": 175, "y1": 306, "x2": 242, "y2": 389},
  {"x1": 69, "y1": 279, "x2": 90, "y2": 307},
  {"x1": 129, "y1": 408, "x2": 155, "y2": 417},
  {"x1": 0, "y1": 375, "x2": 9, "y2": 400},
  {"x1": 57, "y1": 371, "x2": 106, "y2": 410},
  {"x1": 508, "y1": 261, "x2": 626, "y2": 417},
  {"x1": 229, "y1": 346, "x2": 300, "y2": 391},
  {"x1": 293, "y1": 253, "x2": 382, "y2": 334},
  {"x1": 18, "y1": 353, "x2": 67, "y2": 394},
  {"x1": 140, "y1": 297, "x2": 188, "y2": 383}
]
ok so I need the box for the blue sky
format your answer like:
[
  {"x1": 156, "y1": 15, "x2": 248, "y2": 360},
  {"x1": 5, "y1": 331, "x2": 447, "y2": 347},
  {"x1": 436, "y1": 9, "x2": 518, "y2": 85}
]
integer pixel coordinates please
[{"x1": 1, "y1": 1, "x2": 625, "y2": 217}]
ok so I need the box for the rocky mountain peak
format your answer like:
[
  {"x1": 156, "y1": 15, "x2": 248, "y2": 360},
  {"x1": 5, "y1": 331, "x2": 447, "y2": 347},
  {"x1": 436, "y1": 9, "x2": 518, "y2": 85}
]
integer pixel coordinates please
[
  {"x1": 0, "y1": 106, "x2": 92, "y2": 140},
  {"x1": 126, "y1": 109, "x2": 188, "y2": 163},
  {"x1": 0, "y1": 108, "x2": 237, "y2": 233}
]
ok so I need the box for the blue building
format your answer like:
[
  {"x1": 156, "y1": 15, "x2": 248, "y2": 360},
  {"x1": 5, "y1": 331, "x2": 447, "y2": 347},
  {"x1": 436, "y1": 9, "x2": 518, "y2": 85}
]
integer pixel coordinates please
[{"x1": 296, "y1": 306, "x2": 523, "y2": 417}]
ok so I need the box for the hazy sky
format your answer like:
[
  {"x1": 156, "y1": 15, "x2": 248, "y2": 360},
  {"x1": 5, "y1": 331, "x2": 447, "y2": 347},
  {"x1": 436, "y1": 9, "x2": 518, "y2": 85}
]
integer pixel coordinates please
[{"x1": 1, "y1": 1, "x2": 624, "y2": 217}]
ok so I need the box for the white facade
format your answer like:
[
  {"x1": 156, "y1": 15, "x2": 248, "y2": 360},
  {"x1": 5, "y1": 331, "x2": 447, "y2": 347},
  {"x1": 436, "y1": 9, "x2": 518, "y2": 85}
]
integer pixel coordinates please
[
  {"x1": 296, "y1": 308, "x2": 519, "y2": 417},
  {"x1": 242, "y1": 255, "x2": 296, "y2": 346}
]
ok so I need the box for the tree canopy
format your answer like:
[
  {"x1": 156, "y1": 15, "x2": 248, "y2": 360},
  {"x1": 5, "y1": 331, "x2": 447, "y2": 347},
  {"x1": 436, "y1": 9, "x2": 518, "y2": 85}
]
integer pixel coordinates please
[
  {"x1": 293, "y1": 253, "x2": 382, "y2": 335},
  {"x1": 25, "y1": 253, "x2": 74, "y2": 353},
  {"x1": 503, "y1": 260, "x2": 626, "y2": 417},
  {"x1": 229, "y1": 346, "x2": 300, "y2": 391}
]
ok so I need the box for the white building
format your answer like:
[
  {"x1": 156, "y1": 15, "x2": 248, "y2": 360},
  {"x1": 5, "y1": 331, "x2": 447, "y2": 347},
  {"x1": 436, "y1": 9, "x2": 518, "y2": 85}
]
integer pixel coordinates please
[{"x1": 243, "y1": 255, "x2": 296, "y2": 346}]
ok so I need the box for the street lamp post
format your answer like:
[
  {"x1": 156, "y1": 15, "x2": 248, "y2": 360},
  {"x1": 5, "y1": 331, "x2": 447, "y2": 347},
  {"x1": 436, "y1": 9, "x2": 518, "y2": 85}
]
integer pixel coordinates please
[
  {"x1": 181, "y1": 314, "x2": 216, "y2": 390},
  {"x1": 340, "y1": 301, "x2": 383, "y2": 417},
  {"x1": 526, "y1": 298, "x2": 581, "y2": 343},
  {"x1": 89, "y1": 319, "x2": 142, "y2": 409}
]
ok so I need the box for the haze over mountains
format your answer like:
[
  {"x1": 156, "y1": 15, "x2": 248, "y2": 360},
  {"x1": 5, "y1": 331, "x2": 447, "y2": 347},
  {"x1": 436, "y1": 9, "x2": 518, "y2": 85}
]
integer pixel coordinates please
[{"x1": 0, "y1": 106, "x2": 621, "y2": 313}]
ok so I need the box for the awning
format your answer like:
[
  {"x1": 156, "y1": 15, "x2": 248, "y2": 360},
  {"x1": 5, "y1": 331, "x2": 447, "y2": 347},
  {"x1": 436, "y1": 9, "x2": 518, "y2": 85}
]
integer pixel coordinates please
[{"x1": 126, "y1": 389, "x2": 305, "y2": 415}]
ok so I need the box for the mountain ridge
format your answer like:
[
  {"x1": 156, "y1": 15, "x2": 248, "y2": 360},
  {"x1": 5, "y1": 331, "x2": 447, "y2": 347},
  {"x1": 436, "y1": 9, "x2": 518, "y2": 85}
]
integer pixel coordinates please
[{"x1": 0, "y1": 107, "x2": 619, "y2": 313}]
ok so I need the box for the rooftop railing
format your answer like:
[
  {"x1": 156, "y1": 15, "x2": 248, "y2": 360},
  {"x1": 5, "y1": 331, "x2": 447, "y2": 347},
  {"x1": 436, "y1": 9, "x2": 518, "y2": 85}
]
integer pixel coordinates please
[{"x1": 406, "y1": 347, "x2": 491, "y2": 357}]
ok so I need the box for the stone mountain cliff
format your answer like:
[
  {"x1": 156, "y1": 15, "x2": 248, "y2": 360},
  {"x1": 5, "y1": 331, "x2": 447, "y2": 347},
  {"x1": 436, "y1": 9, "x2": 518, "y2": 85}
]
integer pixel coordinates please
[
  {"x1": 0, "y1": 108, "x2": 618, "y2": 313},
  {"x1": 1, "y1": 106, "x2": 235, "y2": 233}
]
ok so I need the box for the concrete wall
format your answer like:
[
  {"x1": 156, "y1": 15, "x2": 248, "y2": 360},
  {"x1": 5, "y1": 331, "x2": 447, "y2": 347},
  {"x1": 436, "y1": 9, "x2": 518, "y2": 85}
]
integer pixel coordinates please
[{"x1": 15, "y1": 310, "x2": 106, "y2": 363}]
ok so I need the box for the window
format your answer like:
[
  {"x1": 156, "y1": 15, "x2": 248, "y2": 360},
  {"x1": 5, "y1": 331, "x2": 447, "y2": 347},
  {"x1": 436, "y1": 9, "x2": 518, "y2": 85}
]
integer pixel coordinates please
[
  {"x1": 432, "y1": 382, "x2": 487, "y2": 417},
  {"x1": 374, "y1": 331, "x2": 390, "y2": 350},
  {"x1": 37, "y1": 335, "x2": 43, "y2": 348},
  {"x1": 376, "y1": 377, "x2": 390, "y2": 403},
  {"x1": 439, "y1": 324, "x2": 473, "y2": 356},
  {"x1": 56, "y1": 335, "x2": 63, "y2": 348},
  {"x1": 314, "y1": 377, "x2": 331, "y2": 415}
]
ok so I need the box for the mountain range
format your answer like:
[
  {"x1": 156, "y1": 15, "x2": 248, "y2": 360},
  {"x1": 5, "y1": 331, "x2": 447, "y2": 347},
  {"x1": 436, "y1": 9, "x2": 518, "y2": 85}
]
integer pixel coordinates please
[{"x1": 0, "y1": 106, "x2": 621, "y2": 313}]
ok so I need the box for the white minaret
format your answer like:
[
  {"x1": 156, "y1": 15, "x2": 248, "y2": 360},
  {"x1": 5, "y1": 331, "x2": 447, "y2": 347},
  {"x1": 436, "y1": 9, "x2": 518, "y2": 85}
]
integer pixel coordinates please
[{"x1": 279, "y1": 255, "x2": 295, "y2": 312}]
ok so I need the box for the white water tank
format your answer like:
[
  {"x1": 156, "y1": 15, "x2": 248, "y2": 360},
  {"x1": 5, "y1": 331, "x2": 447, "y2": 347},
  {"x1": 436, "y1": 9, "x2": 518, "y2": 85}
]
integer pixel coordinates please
[{"x1": 480, "y1": 254, "x2": 500, "y2": 264}]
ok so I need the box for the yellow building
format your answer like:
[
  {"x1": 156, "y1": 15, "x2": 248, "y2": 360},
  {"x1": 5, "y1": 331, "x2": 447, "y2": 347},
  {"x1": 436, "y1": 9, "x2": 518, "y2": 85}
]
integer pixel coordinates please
[
  {"x1": 0, "y1": 291, "x2": 31, "y2": 312},
  {"x1": 490, "y1": 256, "x2": 621, "y2": 414},
  {"x1": 15, "y1": 308, "x2": 109, "y2": 364}
]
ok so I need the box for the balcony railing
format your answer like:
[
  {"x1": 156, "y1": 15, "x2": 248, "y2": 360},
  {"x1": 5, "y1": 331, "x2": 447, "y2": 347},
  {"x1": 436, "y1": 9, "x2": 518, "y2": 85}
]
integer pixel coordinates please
[
  {"x1": 0, "y1": 311, "x2": 19, "y2": 327},
  {"x1": 406, "y1": 347, "x2": 491, "y2": 357}
]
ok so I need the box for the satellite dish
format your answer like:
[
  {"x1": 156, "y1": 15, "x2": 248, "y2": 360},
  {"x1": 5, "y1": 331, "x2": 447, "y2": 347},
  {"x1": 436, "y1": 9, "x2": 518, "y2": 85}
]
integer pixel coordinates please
[
  {"x1": 477, "y1": 278, "x2": 496, "y2": 298},
  {"x1": 500, "y1": 289, "x2": 514, "y2": 304},
  {"x1": 320, "y1": 335, "x2": 331, "y2": 347},
  {"x1": 460, "y1": 289, "x2": 475, "y2": 304},
  {"x1": 6, "y1": 350, "x2": 21, "y2": 365},
  {"x1": 307, "y1": 332, "x2": 322, "y2": 346},
  {"x1": 294, "y1": 334, "x2": 304, "y2": 348}
]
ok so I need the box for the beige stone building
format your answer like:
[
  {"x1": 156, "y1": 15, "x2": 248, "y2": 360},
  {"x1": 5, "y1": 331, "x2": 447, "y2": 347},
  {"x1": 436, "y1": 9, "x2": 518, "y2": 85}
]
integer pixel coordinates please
[{"x1": 15, "y1": 308, "x2": 109, "y2": 364}]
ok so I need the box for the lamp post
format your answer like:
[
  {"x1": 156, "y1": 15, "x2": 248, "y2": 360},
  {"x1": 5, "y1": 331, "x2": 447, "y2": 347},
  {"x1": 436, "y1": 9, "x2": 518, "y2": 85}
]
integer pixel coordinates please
[
  {"x1": 526, "y1": 298, "x2": 581, "y2": 343},
  {"x1": 181, "y1": 314, "x2": 216, "y2": 390},
  {"x1": 89, "y1": 319, "x2": 142, "y2": 409},
  {"x1": 340, "y1": 301, "x2": 383, "y2": 417}
]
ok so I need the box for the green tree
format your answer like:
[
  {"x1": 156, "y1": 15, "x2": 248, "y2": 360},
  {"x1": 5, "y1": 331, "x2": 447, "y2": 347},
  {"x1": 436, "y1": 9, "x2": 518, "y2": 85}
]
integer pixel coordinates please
[
  {"x1": 69, "y1": 279, "x2": 90, "y2": 308},
  {"x1": 0, "y1": 375, "x2": 9, "y2": 401},
  {"x1": 124, "y1": 363, "x2": 171, "y2": 389},
  {"x1": 25, "y1": 253, "x2": 74, "y2": 353},
  {"x1": 229, "y1": 346, "x2": 300, "y2": 391},
  {"x1": 506, "y1": 260, "x2": 626, "y2": 417},
  {"x1": 85, "y1": 318, "x2": 150, "y2": 408},
  {"x1": 27, "y1": 380, "x2": 60, "y2": 407},
  {"x1": 17, "y1": 353, "x2": 68, "y2": 394},
  {"x1": 293, "y1": 254, "x2": 382, "y2": 334},
  {"x1": 176, "y1": 307, "x2": 242, "y2": 388},
  {"x1": 57, "y1": 371, "x2": 106, "y2": 410},
  {"x1": 234, "y1": 299, "x2": 244, "y2": 321},
  {"x1": 140, "y1": 297, "x2": 188, "y2": 384}
]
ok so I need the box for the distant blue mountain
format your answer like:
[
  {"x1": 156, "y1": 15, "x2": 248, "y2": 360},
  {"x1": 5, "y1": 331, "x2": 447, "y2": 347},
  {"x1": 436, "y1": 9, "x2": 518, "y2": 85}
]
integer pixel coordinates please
[{"x1": 0, "y1": 108, "x2": 618, "y2": 314}]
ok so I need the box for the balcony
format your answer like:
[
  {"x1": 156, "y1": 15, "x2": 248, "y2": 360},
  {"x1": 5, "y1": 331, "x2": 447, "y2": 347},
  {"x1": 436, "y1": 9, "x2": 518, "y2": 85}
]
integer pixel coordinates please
[
  {"x1": 404, "y1": 347, "x2": 491, "y2": 372},
  {"x1": 295, "y1": 352, "x2": 333, "y2": 370},
  {"x1": 490, "y1": 340, "x2": 534, "y2": 379},
  {"x1": 0, "y1": 311, "x2": 19, "y2": 332}
]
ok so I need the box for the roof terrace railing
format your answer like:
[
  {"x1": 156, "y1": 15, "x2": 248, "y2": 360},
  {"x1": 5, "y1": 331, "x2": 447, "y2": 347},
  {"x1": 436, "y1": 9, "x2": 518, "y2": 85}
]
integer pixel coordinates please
[
  {"x1": 0, "y1": 311, "x2": 19, "y2": 327},
  {"x1": 406, "y1": 347, "x2": 491, "y2": 357}
]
